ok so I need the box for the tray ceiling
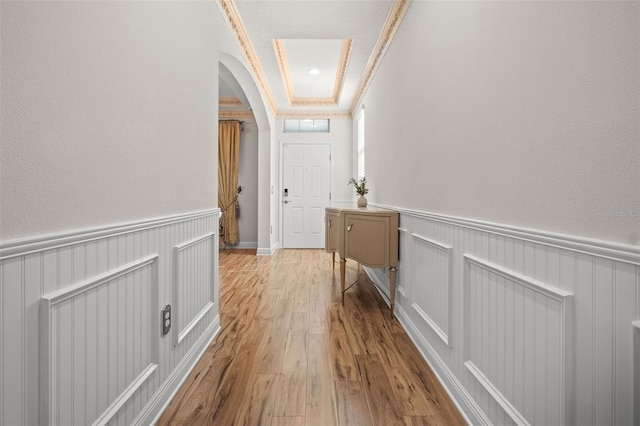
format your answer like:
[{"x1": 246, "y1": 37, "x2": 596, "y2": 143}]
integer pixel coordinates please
[{"x1": 219, "y1": 0, "x2": 411, "y2": 118}]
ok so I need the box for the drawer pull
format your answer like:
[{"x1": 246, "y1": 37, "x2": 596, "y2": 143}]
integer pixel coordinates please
[
  {"x1": 328, "y1": 220, "x2": 331, "y2": 228},
  {"x1": 347, "y1": 224, "x2": 353, "y2": 231}
]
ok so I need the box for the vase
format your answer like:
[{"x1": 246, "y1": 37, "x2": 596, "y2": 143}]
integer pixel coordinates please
[{"x1": 357, "y1": 195, "x2": 367, "y2": 207}]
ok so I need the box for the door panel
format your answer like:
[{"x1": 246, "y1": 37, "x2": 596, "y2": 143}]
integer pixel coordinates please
[{"x1": 283, "y1": 144, "x2": 331, "y2": 248}]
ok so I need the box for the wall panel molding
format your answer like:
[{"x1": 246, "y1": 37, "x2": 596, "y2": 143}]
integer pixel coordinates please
[
  {"x1": 93, "y1": 364, "x2": 157, "y2": 426},
  {"x1": 463, "y1": 254, "x2": 572, "y2": 301},
  {"x1": 464, "y1": 362, "x2": 528, "y2": 426},
  {"x1": 173, "y1": 232, "x2": 217, "y2": 345},
  {"x1": 462, "y1": 255, "x2": 572, "y2": 425},
  {"x1": 411, "y1": 233, "x2": 452, "y2": 346},
  {"x1": 41, "y1": 255, "x2": 159, "y2": 305},
  {"x1": 40, "y1": 255, "x2": 160, "y2": 425}
]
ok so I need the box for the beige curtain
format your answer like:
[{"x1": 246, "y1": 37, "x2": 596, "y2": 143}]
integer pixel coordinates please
[{"x1": 218, "y1": 121, "x2": 241, "y2": 245}]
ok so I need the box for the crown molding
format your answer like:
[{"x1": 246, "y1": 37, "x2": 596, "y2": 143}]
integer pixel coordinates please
[
  {"x1": 219, "y1": 110, "x2": 255, "y2": 119},
  {"x1": 217, "y1": 0, "x2": 278, "y2": 114},
  {"x1": 273, "y1": 39, "x2": 296, "y2": 104},
  {"x1": 290, "y1": 98, "x2": 338, "y2": 107},
  {"x1": 219, "y1": 97, "x2": 243, "y2": 107},
  {"x1": 350, "y1": 0, "x2": 412, "y2": 113},
  {"x1": 276, "y1": 110, "x2": 352, "y2": 119},
  {"x1": 273, "y1": 38, "x2": 352, "y2": 107},
  {"x1": 333, "y1": 39, "x2": 352, "y2": 102}
]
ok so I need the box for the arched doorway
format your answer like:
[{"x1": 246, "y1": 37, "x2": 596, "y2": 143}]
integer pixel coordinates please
[{"x1": 218, "y1": 53, "x2": 274, "y2": 255}]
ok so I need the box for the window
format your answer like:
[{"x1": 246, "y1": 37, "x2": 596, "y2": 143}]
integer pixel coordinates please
[
  {"x1": 356, "y1": 108, "x2": 365, "y2": 179},
  {"x1": 283, "y1": 118, "x2": 330, "y2": 133}
]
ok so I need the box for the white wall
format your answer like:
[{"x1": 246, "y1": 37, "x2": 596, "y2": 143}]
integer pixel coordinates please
[
  {"x1": 0, "y1": 1, "x2": 219, "y2": 241},
  {"x1": 236, "y1": 119, "x2": 259, "y2": 248},
  {"x1": 362, "y1": 1, "x2": 639, "y2": 246}
]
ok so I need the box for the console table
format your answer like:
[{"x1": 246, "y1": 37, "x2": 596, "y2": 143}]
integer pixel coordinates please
[{"x1": 325, "y1": 206, "x2": 399, "y2": 317}]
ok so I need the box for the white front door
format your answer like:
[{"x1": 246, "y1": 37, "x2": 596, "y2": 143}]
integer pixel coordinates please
[{"x1": 282, "y1": 143, "x2": 331, "y2": 248}]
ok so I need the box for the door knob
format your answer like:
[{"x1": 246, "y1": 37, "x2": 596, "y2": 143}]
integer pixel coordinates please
[{"x1": 282, "y1": 200, "x2": 291, "y2": 204}]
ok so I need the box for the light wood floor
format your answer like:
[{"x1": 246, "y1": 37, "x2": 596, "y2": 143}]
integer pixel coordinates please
[{"x1": 158, "y1": 249, "x2": 465, "y2": 426}]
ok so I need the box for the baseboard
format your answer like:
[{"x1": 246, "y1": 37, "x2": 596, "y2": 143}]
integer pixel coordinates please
[
  {"x1": 134, "y1": 315, "x2": 221, "y2": 425},
  {"x1": 224, "y1": 241, "x2": 258, "y2": 249},
  {"x1": 257, "y1": 242, "x2": 279, "y2": 256}
]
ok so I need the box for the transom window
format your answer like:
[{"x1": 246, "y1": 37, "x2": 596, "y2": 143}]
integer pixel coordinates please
[{"x1": 283, "y1": 118, "x2": 330, "y2": 133}]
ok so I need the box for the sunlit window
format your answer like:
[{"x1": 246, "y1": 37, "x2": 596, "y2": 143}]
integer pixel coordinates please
[{"x1": 356, "y1": 109, "x2": 365, "y2": 179}]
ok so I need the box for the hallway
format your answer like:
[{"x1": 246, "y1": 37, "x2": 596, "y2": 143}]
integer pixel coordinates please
[{"x1": 159, "y1": 249, "x2": 465, "y2": 425}]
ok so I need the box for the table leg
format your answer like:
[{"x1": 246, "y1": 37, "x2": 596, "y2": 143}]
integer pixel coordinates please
[
  {"x1": 332, "y1": 252, "x2": 335, "y2": 270},
  {"x1": 389, "y1": 266, "x2": 397, "y2": 318},
  {"x1": 340, "y1": 258, "x2": 346, "y2": 305}
]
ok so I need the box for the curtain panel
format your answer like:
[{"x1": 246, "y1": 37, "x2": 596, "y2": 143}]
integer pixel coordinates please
[{"x1": 218, "y1": 121, "x2": 241, "y2": 245}]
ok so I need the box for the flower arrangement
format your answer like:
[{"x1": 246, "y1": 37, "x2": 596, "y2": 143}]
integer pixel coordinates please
[{"x1": 348, "y1": 177, "x2": 369, "y2": 196}]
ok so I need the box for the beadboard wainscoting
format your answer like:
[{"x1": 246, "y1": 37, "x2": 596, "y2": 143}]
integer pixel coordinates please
[
  {"x1": 0, "y1": 209, "x2": 221, "y2": 426},
  {"x1": 365, "y1": 205, "x2": 640, "y2": 426}
]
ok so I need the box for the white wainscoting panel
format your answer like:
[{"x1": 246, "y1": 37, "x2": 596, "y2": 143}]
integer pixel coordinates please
[
  {"x1": 412, "y1": 233, "x2": 452, "y2": 346},
  {"x1": 366, "y1": 203, "x2": 640, "y2": 426},
  {"x1": 40, "y1": 255, "x2": 159, "y2": 426},
  {"x1": 463, "y1": 254, "x2": 572, "y2": 426},
  {"x1": 173, "y1": 232, "x2": 217, "y2": 345},
  {"x1": 0, "y1": 209, "x2": 221, "y2": 426}
]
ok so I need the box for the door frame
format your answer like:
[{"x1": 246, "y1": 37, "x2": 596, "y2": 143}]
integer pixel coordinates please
[{"x1": 279, "y1": 141, "x2": 334, "y2": 248}]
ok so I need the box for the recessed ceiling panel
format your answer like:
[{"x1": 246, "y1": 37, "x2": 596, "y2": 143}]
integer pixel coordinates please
[{"x1": 276, "y1": 39, "x2": 344, "y2": 100}]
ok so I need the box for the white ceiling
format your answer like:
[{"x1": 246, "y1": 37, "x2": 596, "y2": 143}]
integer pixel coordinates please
[{"x1": 220, "y1": 0, "x2": 409, "y2": 117}]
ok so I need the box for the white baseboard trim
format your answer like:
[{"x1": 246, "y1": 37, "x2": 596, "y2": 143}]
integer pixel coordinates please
[
  {"x1": 134, "y1": 315, "x2": 221, "y2": 426},
  {"x1": 223, "y1": 241, "x2": 258, "y2": 249},
  {"x1": 257, "y1": 242, "x2": 279, "y2": 256}
]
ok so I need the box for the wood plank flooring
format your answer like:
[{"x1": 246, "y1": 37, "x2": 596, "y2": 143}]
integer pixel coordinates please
[{"x1": 158, "y1": 249, "x2": 465, "y2": 426}]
